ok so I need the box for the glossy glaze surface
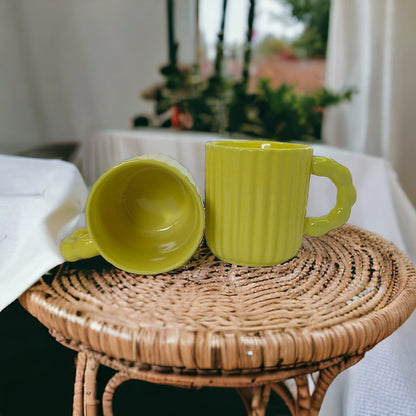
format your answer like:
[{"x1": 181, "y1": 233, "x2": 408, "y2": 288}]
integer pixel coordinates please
[
  {"x1": 205, "y1": 140, "x2": 356, "y2": 266},
  {"x1": 61, "y1": 155, "x2": 204, "y2": 274}
]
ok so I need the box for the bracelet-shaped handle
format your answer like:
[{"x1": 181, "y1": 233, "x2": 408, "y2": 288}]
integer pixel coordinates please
[
  {"x1": 60, "y1": 228, "x2": 99, "y2": 262},
  {"x1": 304, "y1": 156, "x2": 357, "y2": 237}
]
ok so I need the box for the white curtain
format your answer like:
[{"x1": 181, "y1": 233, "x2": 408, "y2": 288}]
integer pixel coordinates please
[
  {"x1": 323, "y1": 0, "x2": 416, "y2": 207},
  {"x1": 0, "y1": 0, "x2": 196, "y2": 152}
]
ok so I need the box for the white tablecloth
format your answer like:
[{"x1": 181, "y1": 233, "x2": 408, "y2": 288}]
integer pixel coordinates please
[{"x1": 2, "y1": 128, "x2": 416, "y2": 415}]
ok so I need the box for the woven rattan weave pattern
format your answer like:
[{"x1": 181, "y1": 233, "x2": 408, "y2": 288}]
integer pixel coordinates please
[
  {"x1": 20, "y1": 226, "x2": 416, "y2": 373},
  {"x1": 20, "y1": 225, "x2": 416, "y2": 375},
  {"x1": 20, "y1": 225, "x2": 416, "y2": 415}
]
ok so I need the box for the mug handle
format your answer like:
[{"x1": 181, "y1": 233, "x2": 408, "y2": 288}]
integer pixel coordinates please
[
  {"x1": 60, "y1": 228, "x2": 100, "y2": 262},
  {"x1": 304, "y1": 156, "x2": 357, "y2": 237}
]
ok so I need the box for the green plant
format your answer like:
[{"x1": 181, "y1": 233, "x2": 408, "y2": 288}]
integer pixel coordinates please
[
  {"x1": 285, "y1": 0, "x2": 330, "y2": 58},
  {"x1": 133, "y1": 0, "x2": 354, "y2": 141},
  {"x1": 254, "y1": 36, "x2": 294, "y2": 57},
  {"x1": 226, "y1": 79, "x2": 355, "y2": 141}
]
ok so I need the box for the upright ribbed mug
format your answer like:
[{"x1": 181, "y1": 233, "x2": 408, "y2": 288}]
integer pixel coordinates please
[{"x1": 205, "y1": 141, "x2": 356, "y2": 266}]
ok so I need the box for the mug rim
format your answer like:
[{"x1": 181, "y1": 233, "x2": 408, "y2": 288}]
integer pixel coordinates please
[
  {"x1": 86, "y1": 155, "x2": 205, "y2": 275},
  {"x1": 206, "y1": 140, "x2": 312, "y2": 151},
  {"x1": 87, "y1": 155, "x2": 202, "y2": 213}
]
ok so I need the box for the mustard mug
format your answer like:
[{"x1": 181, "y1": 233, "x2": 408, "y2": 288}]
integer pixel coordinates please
[
  {"x1": 205, "y1": 140, "x2": 357, "y2": 266},
  {"x1": 61, "y1": 154, "x2": 204, "y2": 274}
]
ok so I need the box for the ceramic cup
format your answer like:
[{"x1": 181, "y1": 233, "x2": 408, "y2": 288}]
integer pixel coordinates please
[
  {"x1": 61, "y1": 154, "x2": 204, "y2": 274},
  {"x1": 205, "y1": 140, "x2": 357, "y2": 266}
]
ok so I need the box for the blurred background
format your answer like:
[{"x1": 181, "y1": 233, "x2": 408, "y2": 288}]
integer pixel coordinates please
[
  {"x1": 0, "y1": 0, "x2": 326, "y2": 148},
  {"x1": 1, "y1": 0, "x2": 415, "y2": 206}
]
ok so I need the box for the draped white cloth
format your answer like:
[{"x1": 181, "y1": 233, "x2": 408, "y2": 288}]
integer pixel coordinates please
[
  {"x1": 0, "y1": 155, "x2": 87, "y2": 310},
  {"x1": 323, "y1": 0, "x2": 416, "y2": 208}
]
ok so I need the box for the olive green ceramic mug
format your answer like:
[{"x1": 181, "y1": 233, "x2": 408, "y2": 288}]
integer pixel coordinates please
[
  {"x1": 61, "y1": 154, "x2": 204, "y2": 275},
  {"x1": 205, "y1": 140, "x2": 357, "y2": 267}
]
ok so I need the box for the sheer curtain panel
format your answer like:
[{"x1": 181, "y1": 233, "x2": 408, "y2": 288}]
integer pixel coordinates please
[{"x1": 323, "y1": 0, "x2": 416, "y2": 207}]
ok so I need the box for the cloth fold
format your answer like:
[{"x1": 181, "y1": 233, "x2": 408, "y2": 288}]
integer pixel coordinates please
[{"x1": 0, "y1": 154, "x2": 88, "y2": 311}]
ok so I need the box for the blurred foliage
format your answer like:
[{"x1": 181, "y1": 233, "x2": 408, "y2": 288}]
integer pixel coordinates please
[
  {"x1": 227, "y1": 79, "x2": 355, "y2": 141},
  {"x1": 136, "y1": 71, "x2": 355, "y2": 141},
  {"x1": 132, "y1": 0, "x2": 355, "y2": 141},
  {"x1": 254, "y1": 36, "x2": 295, "y2": 57},
  {"x1": 285, "y1": 0, "x2": 330, "y2": 57}
]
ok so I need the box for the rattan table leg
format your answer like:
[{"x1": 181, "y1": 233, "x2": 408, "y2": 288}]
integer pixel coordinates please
[
  {"x1": 73, "y1": 353, "x2": 100, "y2": 416},
  {"x1": 309, "y1": 354, "x2": 364, "y2": 416},
  {"x1": 295, "y1": 375, "x2": 311, "y2": 415},
  {"x1": 84, "y1": 356, "x2": 100, "y2": 416},
  {"x1": 237, "y1": 385, "x2": 272, "y2": 416},
  {"x1": 102, "y1": 372, "x2": 131, "y2": 416},
  {"x1": 271, "y1": 382, "x2": 296, "y2": 415},
  {"x1": 270, "y1": 355, "x2": 365, "y2": 416},
  {"x1": 72, "y1": 354, "x2": 364, "y2": 416},
  {"x1": 73, "y1": 352, "x2": 87, "y2": 416}
]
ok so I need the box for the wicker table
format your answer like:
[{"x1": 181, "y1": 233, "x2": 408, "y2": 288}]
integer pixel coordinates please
[{"x1": 20, "y1": 225, "x2": 416, "y2": 416}]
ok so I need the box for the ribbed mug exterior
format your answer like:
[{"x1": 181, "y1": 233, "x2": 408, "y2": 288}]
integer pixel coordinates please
[{"x1": 205, "y1": 141, "x2": 313, "y2": 267}]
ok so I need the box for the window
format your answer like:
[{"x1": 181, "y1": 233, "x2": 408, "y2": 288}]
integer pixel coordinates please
[{"x1": 198, "y1": 0, "x2": 328, "y2": 92}]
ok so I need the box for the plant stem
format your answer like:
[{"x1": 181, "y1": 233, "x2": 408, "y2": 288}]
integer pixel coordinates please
[
  {"x1": 194, "y1": 0, "x2": 200, "y2": 73},
  {"x1": 213, "y1": 0, "x2": 228, "y2": 80},
  {"x1": 167, "y1": 0, "x2": 177, "y2": 67},
  {"x1": 241, "y1": 0, "x2": 255, "y2": 92}
]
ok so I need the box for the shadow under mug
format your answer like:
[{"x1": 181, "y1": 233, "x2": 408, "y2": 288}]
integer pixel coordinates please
[
  {"x1": 60, "y1": 154, "x2": 204, "y2": 275},
  {"x1": 205, "y1": 140, "x2": 357, "y2": 267}
]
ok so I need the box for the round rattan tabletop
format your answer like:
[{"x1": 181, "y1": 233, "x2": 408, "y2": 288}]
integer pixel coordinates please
[{"x1": 20, "y1": 225, "x2": 416, "y2": 377}]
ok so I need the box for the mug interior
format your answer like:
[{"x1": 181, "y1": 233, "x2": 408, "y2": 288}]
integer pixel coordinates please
[{"x1": 87, "y1": 159, "x2": 204, "y2": 274}]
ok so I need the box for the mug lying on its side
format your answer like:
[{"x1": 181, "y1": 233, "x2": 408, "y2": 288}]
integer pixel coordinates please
[{"x1": 61, "y1": 154, "x2": 204, "y2": 275}]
